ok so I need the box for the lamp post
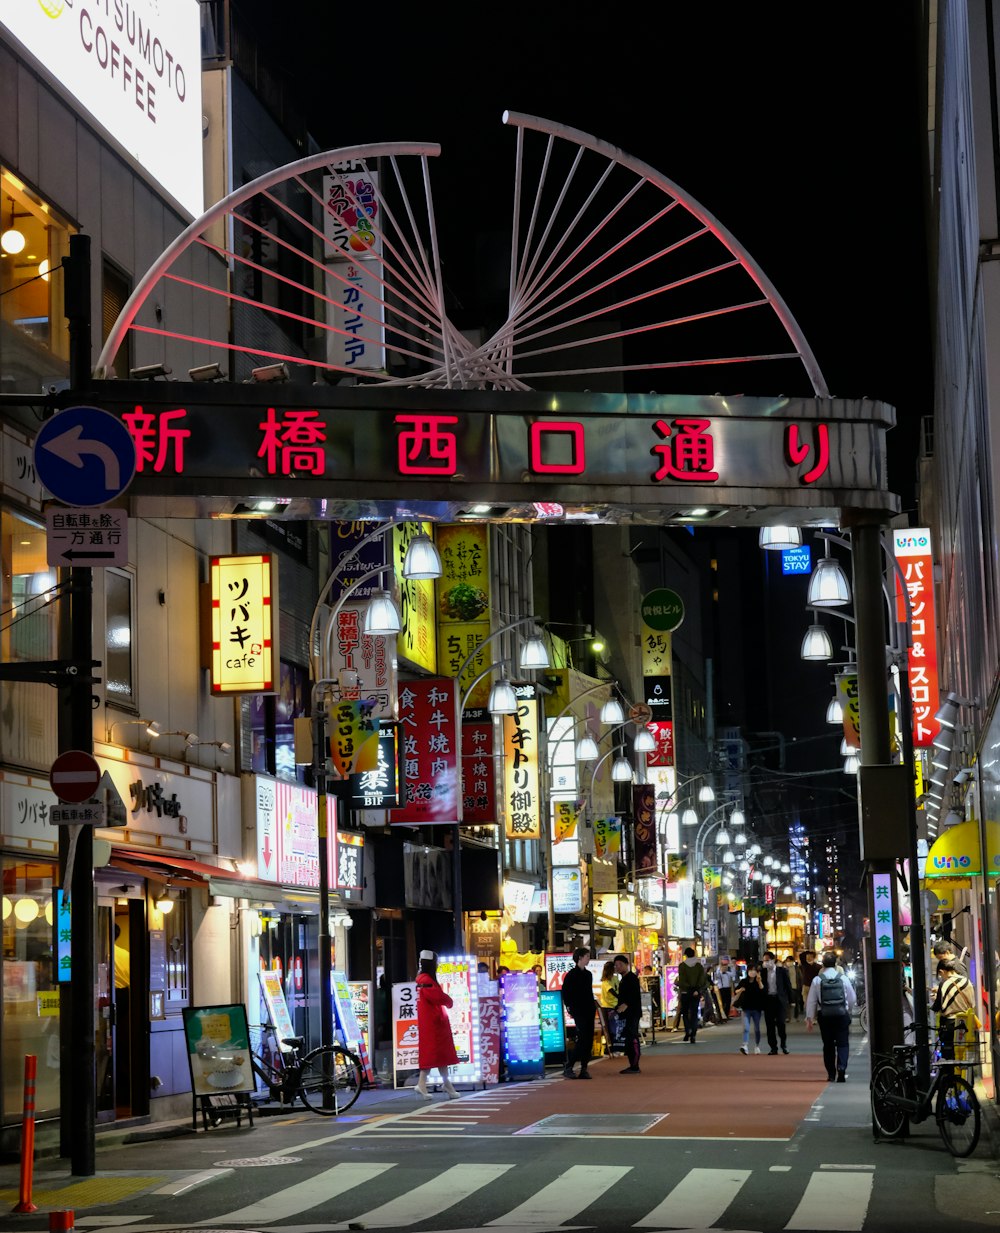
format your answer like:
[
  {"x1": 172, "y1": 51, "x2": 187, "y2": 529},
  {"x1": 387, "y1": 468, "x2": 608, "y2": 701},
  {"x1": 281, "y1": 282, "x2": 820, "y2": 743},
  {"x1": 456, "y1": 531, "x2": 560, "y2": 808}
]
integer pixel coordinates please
[
  {"x1": 452, "y1": 615, "x2": 549, "y2": 951},
  {"x1": 581, "y1": 741, "x2": 634, "y2": 953},
  {"x1": 308, "y1": 524, "x2": 440, "y2": 1067},
  {"x1": 688, "y1": 801, "x2": 738, "y2": 953}
]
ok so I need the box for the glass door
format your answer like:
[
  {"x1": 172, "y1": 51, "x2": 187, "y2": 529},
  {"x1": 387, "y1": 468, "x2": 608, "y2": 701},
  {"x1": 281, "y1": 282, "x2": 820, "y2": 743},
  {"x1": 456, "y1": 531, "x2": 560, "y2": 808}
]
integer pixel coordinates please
[{"x1": 95, "y1": 905, "x2": 114, "y2": 1121}]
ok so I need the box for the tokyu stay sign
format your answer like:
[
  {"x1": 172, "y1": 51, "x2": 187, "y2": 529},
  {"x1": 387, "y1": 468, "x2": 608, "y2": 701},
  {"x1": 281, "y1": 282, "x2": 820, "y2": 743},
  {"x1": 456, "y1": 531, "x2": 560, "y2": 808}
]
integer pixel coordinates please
[{"x1": 59, "y1": 386, "x2": 899, "y2": 523}]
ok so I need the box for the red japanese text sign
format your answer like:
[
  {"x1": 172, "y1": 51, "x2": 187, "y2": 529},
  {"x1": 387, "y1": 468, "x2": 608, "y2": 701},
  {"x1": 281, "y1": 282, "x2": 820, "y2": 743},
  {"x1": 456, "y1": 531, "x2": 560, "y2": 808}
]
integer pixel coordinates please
[
  {"x1": 389, "y1": 678, "x2": 460, "y2": 825},
  {"x1": 462, "y1": 711, "x2": 497, "y2": 824},
  {"x1": 892, "y1": 528, "x2": 940, "y2": 747}
]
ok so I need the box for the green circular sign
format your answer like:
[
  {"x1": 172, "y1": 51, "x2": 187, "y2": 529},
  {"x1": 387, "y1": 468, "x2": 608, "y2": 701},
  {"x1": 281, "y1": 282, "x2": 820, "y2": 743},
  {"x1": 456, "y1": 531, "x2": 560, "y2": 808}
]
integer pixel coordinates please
[{"x1": 641, "y1": 587, "x2": 685, "y2": 632}]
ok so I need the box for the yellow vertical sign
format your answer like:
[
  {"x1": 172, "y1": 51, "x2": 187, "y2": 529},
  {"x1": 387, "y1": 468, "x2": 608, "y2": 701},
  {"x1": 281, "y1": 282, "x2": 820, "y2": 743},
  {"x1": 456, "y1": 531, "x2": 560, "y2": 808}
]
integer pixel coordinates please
[
  {"x1": 393, "y1": 522, "x2": 437, "y2": 674},
  {"x1": 503, "y1": 688, "x2": 540, "y2": 840},
  {"x1": 436, "y1": 523, "x2": 492, "y2": 708}
]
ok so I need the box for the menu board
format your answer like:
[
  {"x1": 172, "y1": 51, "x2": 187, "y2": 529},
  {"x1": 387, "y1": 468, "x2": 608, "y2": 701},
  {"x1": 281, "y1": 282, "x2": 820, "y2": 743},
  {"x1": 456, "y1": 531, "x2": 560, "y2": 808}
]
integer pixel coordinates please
[
  {"x1": 437, "y1": 954, "x2": 482, "y2": 1083},
  {"x1": 348, "y1": 980, "x2": 373, "y2": 1079},
  {"x1": 539, "y1": 990, "x2": 567, "y2": 1053},
  {"x1": 392, "y1": 981, "x2": 419, "y2": 1079},
  {"x1": 182, "y1": 1005, "x2": 254, "y2": 1096},
  {"x1": 259, "y1": 970, "x2": 296, "y2": 1052},
  {"x1": 479, "y1": 994, "x2": 502, "y2": 1086},
  {"x1": 500, "y1": 972, "x2": 543, "y2": 1079}
]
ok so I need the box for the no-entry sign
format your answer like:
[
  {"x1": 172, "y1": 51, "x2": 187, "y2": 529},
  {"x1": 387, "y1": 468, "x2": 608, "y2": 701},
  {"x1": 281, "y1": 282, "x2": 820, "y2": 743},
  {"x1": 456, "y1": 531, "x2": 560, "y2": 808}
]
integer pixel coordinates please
[{"x1": 50, "y1": 750, "x2": 102, "y2": 804}]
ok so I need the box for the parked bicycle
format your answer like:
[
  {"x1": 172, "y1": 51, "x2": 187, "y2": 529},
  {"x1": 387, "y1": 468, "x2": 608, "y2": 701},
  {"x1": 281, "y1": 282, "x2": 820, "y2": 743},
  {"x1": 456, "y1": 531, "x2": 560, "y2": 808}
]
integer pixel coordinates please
[
  {"x1": 870, "y1": 1021, "x2": 981, "y2": 1156},
  {"x1": 249, "y1": 1024, "x2": 363, "y2": 1115}
]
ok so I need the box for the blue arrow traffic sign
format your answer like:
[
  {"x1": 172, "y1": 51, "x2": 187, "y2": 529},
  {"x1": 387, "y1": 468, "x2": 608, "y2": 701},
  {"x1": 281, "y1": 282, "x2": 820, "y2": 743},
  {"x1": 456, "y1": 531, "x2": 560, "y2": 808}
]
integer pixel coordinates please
[{"x1": 33, "y1": 405, "x2": 137, "y2": 507}]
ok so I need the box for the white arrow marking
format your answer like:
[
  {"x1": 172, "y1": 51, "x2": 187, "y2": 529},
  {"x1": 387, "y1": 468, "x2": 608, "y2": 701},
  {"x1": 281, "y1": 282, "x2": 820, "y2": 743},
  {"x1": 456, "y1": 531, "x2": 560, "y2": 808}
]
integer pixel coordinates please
[{"x1": 43, "y1": 424, "x2": 120, "y2": 490}]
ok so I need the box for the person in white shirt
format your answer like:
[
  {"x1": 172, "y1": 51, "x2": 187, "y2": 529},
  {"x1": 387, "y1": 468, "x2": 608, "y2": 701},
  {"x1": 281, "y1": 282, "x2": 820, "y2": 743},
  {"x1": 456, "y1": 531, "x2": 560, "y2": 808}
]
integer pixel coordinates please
[{"x1": 713, "y1": 955, "x2": 736, "y2": 1018}]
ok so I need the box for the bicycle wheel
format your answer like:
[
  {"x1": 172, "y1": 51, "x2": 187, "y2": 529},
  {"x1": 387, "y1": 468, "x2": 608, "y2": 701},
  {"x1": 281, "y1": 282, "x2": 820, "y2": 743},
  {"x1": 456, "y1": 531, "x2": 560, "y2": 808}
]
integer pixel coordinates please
[
  {"x1": 870, "y1": 1061, "x2": 909, "y2": 1139},
  {"x1": 859, "y1": 1004, "x2": 869, "y2": 1035},
  {"x1": 935, "y1": 1072, "x2": 980, "y2": 1157},
  {"x1": 297, "y1": 1046, "x2": 363, "y2": 1115}
]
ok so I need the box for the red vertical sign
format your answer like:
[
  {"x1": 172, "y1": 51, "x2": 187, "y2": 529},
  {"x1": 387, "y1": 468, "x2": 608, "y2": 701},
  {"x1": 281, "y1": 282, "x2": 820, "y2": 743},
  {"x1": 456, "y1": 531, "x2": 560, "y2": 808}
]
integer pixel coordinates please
[
  {"x1": 462, "y1": 711, "x2": 496, "y2": 824},
  {"x1": 389, "y1": 677, "x2": 460, "y2": 824},
  {"x1": 892, "y1": 529, "x2": 940, "y2": 748}
]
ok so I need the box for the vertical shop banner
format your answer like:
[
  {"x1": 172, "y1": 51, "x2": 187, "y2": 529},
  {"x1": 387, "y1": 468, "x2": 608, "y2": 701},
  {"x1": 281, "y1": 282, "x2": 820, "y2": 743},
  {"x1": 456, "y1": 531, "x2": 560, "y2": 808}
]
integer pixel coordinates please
[
  {"x1": 640, "y1": 587, "x2": 681, "y2": 721},
  {"x1": 436, "y1": 523, "x2": 492, "y2": 708},
  {"x1": 666, "y1": 853, "x2": 688, "y2": 884},
  {"x1": 645, "y1": 720, "x2": 675, "y2": 767},
  {"x1": 323, "y1": 168, "x2": 386, "y2": 371},
  {"x1": 503, "y1": 684, "x2": 541, "y2": 839},
  {"x1": 539, "y1": 990, "x2": 567, "y2": 1052},
  {"x1": 393, "y1": 522, "x2": 438, "y2": 675},
  {"x1": 328, "y1": 603, "x2": 397, "y2": 720},
  {"x1": 437, "y1": 955, "x2": 482, "y2": 1083},
  {"x1": 391, "y1": 981, "x2": 419, "y2": 1077},
  {"x1": 892, "y1": 528, "x2": 941, "y2": 747},
  {"x1": 259, "y1": 971, "x2": 296, "y2": 1051},
  {"x1": 503, "y1": 878, "x2": 535, "y2": 923},
  {"x1": 871, "y1": 873, "x2": 897, "y2": 960},
  {"x1": 254, "y1": 776, "x2": 325, "y2": 887},
  {"x1": 478, "y1": 994, "x2": 502, "y2": 1085},
  {"x1": 390, "y1": 678, "x2": 460, "y2": 824},
  {"x1": 554, "y1": 799, "x2": 580, "y2": 841},
  {"x1": 462, "y1": 711, "x2": 497, "y2": 824},
  {"x1": 328, "y1": 698, "x2": 380, "y2": 778},
  {"x1": 332, "y1": 971, "x2": 372, "y2": 1078},
  {"x1": 334, "y1": 831, "x2": 364, "y2": 891},
  {"x1": 329, "y1": 521, "x2": 390, "y2": 601},
  {"x1": 552, "y1": 866, "x2": 583, "y2": 912},
  {"x1": 208, "y1": 554, "x2": 278, "y2": 695},
  {"x1": 593, "y1": 814, "x2": 622, "y2": 859},
  {"x1": 348, "y1": 726, "x2": 404, "y2": 810},
  {"x1": 838, "y1": 673, "x2": 861, "y2": 748},
  {"x1": 632, "y1": 783, "x2": 657, "y2": 875}
]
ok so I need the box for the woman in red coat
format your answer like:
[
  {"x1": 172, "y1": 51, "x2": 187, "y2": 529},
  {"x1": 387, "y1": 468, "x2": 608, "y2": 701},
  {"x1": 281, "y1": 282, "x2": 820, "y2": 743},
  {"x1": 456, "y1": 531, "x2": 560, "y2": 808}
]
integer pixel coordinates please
[{"x1": 415, "y1": 950, "x2": 459, "y2": 1098}]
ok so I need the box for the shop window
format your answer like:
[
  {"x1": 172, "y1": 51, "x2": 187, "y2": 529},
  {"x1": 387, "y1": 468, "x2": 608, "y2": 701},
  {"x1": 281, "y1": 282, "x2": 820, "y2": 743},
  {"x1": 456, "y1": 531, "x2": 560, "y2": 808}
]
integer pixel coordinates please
[
  {"x1": 102, "y1": 260, "x2": 132, "y2": 381},
  {"x1": 159, "y1": 890, "x2": 190, "y2": 1008},
  {"x1": 0, "y1": 171, "x2": 74, "y2": 392},
  {"x1": 105, "y1": 568, "x2": 136, "y2": 706},
  {"x1": 2, "y1": 857, "x2": 58, "y2": 1124},
  {"x1": 248, "y1": 660, "x2": 309, "y2": 781}
]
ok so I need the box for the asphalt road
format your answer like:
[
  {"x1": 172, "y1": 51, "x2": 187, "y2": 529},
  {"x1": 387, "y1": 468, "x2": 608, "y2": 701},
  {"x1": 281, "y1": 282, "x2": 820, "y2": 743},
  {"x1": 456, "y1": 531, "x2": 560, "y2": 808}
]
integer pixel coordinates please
[{"x1": 3, "y1": 1019, "x2": 999, "y2": 1233}]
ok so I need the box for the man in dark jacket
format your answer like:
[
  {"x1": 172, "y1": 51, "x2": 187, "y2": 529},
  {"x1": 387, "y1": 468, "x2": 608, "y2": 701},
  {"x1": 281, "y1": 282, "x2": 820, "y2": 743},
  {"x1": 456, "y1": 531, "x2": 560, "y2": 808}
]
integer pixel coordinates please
[
  {"x1": 560, "y1": 947, "x2": 596, "y2": 1079},
  {"x1": 761, "y1": 950, "x2": 792, "y2": 1054},
  {"x1": 613, "y1": 954, "x2": 643, "y2": 1073}
]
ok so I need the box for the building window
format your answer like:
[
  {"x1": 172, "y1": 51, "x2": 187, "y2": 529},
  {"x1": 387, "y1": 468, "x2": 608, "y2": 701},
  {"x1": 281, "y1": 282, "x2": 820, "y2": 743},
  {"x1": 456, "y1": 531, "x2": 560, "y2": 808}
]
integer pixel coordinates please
[
  {"x1": 105, "y1": 568, "x2": 136, "y2": 706},
  {"x1": 0, "y1": 171, "x2": 74, "y2": 392},
  {"x1": 1, "y1": 511, "x2": 56, "y2": 663},
  {"x1": 2, "y1": 856, "x2": 59, "y2": 1123},
  {"x1": 102, "y1": 260, "x2": 132, "y2": 380}
]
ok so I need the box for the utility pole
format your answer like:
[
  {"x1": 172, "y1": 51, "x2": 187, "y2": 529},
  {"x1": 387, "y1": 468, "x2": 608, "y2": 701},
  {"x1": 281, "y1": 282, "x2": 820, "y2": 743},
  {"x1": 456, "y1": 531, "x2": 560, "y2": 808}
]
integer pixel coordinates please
[{"x1": 57, "y1": 233, "x2": 97, "y2": 1174}]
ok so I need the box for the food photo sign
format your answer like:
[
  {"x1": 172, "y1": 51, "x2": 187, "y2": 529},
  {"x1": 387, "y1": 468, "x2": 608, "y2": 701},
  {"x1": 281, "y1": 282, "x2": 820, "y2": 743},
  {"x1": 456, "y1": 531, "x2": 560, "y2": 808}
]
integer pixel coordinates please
[{"x1": 182, "y1": 1005, "x2": 255, "y2": 1096}]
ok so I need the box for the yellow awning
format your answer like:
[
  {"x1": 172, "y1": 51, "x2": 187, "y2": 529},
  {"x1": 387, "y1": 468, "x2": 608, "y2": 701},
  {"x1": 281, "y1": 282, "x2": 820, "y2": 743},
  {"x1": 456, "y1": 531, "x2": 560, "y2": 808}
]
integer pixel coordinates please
[{"x1": 924, "y1": 820, "x2": 1000, "y2": 879}]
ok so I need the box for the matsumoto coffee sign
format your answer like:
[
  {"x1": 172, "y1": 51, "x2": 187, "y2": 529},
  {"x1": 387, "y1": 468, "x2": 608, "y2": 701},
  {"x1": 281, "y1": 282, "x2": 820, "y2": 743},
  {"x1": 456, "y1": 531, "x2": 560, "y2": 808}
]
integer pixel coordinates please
[{"x1": 60, "y1": 385, "x2": 899, "y2": 523}]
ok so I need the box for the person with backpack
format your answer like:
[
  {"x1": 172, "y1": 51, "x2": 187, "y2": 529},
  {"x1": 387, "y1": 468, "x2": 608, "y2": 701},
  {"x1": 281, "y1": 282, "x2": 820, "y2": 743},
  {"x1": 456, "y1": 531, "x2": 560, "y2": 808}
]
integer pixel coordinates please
[
  {"x1": 804, "y1": 950, "x2": 857, "y2": 1081},
  {"x1": 675, "y1": 947, "x2": 709, "y2": 1043}
]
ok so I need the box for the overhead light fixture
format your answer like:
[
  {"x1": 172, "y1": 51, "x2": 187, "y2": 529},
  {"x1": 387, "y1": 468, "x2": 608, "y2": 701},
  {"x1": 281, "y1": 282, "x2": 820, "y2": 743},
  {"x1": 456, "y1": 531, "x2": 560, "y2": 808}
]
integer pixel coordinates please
[
  {"x1": 38, "y1": 257, "x2": 50, "y2": 281},
  {"x1": 932, "y1": 727, "x2": 955, "y2": 753},
  {"x1": 931, "y1": 753, "x2": 950, "y2": 770},
  {"x1": 129, "y1": 362, "x2": 171, "y2": 380},
  {"x1": 722, "y1": 849, "x2": 736, "y2": 864},
  {"x1": 942, "y1": 808, "x2": 962, "y2": 828},
  {"x1": 611, "y1": 755, "x2": 634, "y2": 783},
  {"x1": 844, "y1": 754, "x2": 859, "y2": 774},
  {"x1": 402, "y1": 533, "x2": 442, "y2": 580},
  {"x1": 729, "y1": 808, "x2": 745, "y2": 830},
  {"x1": 163, "y1": 729, "x2": 199, "y2": 747},
  {"x1": 759, "y1": 526, "x2": 801, "y2": 550},
  {"x1": 519, "y1": 633, "x2": 550, "y2": 670},
  {"x1": 715, "y1": 827, "x2": 731, "y2": 846},
  {"x1": 575, "y1": 735, "x2": 599, "y2": 762},
  {"x1": 935, "y1": 690, "x2": 978, "y2": 729},
  {"x1": 13, "y1": 896, "x2": 38, "y2": 924},
  {"x1": 250, "y1": 362, "x2": 290, "y2": 383},
  {"x1": 633, "y1": 728, "x2": 655, "y2": 754},
  {"x1": 698, "y1": 783, "x2": 715, "y2": 803},
  {"x1": 600, "y1": 698, "x2": 625, "y2": 726},
  {"x1": 107, "y1": 717, "x2": 161, "y2": 742},
  {"x1": 763, "y1": 855, "x2": 774, "y2": 867},
  {"x1": 762, "y1": 873, "x2": 773, "y2": 885},
  {"x1": 1, "y1": 896, "x2": 10, "y2": 920},
  {"x1": 801, "y1": 623, "x2": 833, "y2": 661},
  {"x1": 188, "y1": 362, "x2": 225, "y2": 382},
  {"x1": 1, "y1": 202, "x2": 25, "y2": 255},
  {"x1": 487, "y1": 678, "x2": 518, "y2": 716},
  {"x1": 807, "y1": 545, "x2": 851, "y2": 607},
  {"x1": 364, "y1": 590, "x2": 401, "y2": 635},
  {"x1": 155, "y1": 890, "x2": 175, "y2": 915},
  {"x1": 733, "y1": 829, "x2": 747, "y2": 847},
  {"x1": 782, "y1": 884, "x2": 793, "y2": 894},
  {"x1": 840, "y1": 738, "x2": 857, "y2": 756},
  {"x1": 825, "y1": 694, "x2": 843, "y2": 723},
  {"x1": 681, "y1": 806, "x2": 699, "y2": 827}
]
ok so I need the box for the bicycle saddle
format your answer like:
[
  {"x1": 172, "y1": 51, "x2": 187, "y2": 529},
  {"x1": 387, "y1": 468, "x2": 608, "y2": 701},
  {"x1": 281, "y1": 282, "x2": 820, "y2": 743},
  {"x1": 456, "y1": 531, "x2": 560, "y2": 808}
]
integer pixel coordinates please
[{"x1": 282, "y1": 1036, "x2": 305, "y2": 1049}]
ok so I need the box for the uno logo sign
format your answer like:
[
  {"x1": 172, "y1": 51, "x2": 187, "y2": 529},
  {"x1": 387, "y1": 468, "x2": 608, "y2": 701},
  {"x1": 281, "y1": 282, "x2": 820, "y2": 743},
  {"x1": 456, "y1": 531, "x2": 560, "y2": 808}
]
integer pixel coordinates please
[{"x1": 932, "y1": 854, "x2": 971, "y2": 870}]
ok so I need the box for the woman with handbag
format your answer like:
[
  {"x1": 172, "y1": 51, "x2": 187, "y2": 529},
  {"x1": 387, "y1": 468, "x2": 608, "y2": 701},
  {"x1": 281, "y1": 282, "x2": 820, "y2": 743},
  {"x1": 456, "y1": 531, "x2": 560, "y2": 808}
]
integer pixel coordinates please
[{"x1": 733, "y1": 960, "x2": 766, "y2": 1054}]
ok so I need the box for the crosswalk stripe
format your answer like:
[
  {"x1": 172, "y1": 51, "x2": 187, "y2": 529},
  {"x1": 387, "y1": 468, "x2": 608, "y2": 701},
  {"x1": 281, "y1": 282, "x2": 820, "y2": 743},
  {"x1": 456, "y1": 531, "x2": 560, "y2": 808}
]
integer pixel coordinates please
[
  {"x1": 635, "y1": 1166, "x2": 751, "y2": 1228},
  {"x1": 345, "y1": 1162, "x2": 513, "y2": 1227},
  {"x1": 785, "y1": 1171, "x2": 874, "y2": 1230},
  {"x1": 487, "y1": 1163, "x2": 630, "y2": 1225},
  {"x1": 210, "y1": 1161, "x2": 394, "y2": 1224}
]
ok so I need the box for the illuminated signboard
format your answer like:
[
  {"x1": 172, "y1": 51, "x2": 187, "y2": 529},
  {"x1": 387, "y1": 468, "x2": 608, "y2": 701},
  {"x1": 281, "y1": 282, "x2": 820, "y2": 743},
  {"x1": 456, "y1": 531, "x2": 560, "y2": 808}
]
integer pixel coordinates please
[
  {"x1": 871, "y1": 873, "x2": 896, "y2": 960},
  {"x1": 348, "y1": 726, "x2": 404, "y2": 810},
  {"x1": 502, "y1": 684, "x2": 540, "y2": 840},
  {"x1": 253, "y1": 776, "x2": 324, "y2": 888},
  {"x1": 1, "y1": 1, "x2": 204, "y2": 218},
  {"x1": 391, "y1": 981, "x2": 419, "y2": 1075},
  {"x1": 390, "y1": 678, "x2": 459, "y2": 825},
  {"x1": 209, "y1": 554, "x2": 278, "y2": 696},
  {"x1": 500, "y1": 971, "x2": 543, "y2": 1077},
  {"x1": 461, "y1": 710, "x2": 496, "y2": 825},
  {"x1": 437, "y1": 954, "x2": 481, "y2": 1084},
  {"x1": 782, "y1": 544, "x2": 812, "y2": 574},
  {"x1": 539, "y1": 990, "x2": 566, "y2": 1052},
  {"x1": 436, "y1": 523, "x2": 492, "y2": 708},
  {"x1": 892, "y1": 528, "x2": 941, "y2": 747},
  {"x1": 327, "y1": 698, "x2": 380, "y2": 778},
  {"x1": 393, "y1": 522, "x2": 437, "y2": 675},
  {"x1": 334, "y1": 831, "x2": 364, "y2": 892}
]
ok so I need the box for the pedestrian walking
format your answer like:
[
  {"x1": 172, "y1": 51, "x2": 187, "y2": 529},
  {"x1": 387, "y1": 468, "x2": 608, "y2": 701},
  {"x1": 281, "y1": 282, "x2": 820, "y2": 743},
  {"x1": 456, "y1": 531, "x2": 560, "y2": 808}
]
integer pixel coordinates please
[
  {"x1": 732, "y1": 960, "x2": 766, "y2": 1053},
  {"x1": 414, "y1": 950, "x2": 460, "y2": 1099},
  {"x1": 613, "y1": 954, "x2": 642, "y2": 1073},
  {"x1": 561, "y1": 946, "x2": 596, "y2": 1079},
  {"x1": 713, "y1": 954, "x2": 736, "y2": 1018},
  {"x1": 676, "y1": 947, "x2": 709, "y2": 1042},
  {"x1": 761, "y1": 951, "x2": 792, "y2": 1053},
  {"x1": 804, "y1": 950, "x2": 856, "y2": 1081},
  {"x1": 799, "y1": 949, "x2": 820, "y2": 990},
  {"x1": 931, "y1": 959, "x2": 976, "y2": 1059},
  {"x1": 784, "y1": 954, "x2": 804, "y2": 1019}
]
